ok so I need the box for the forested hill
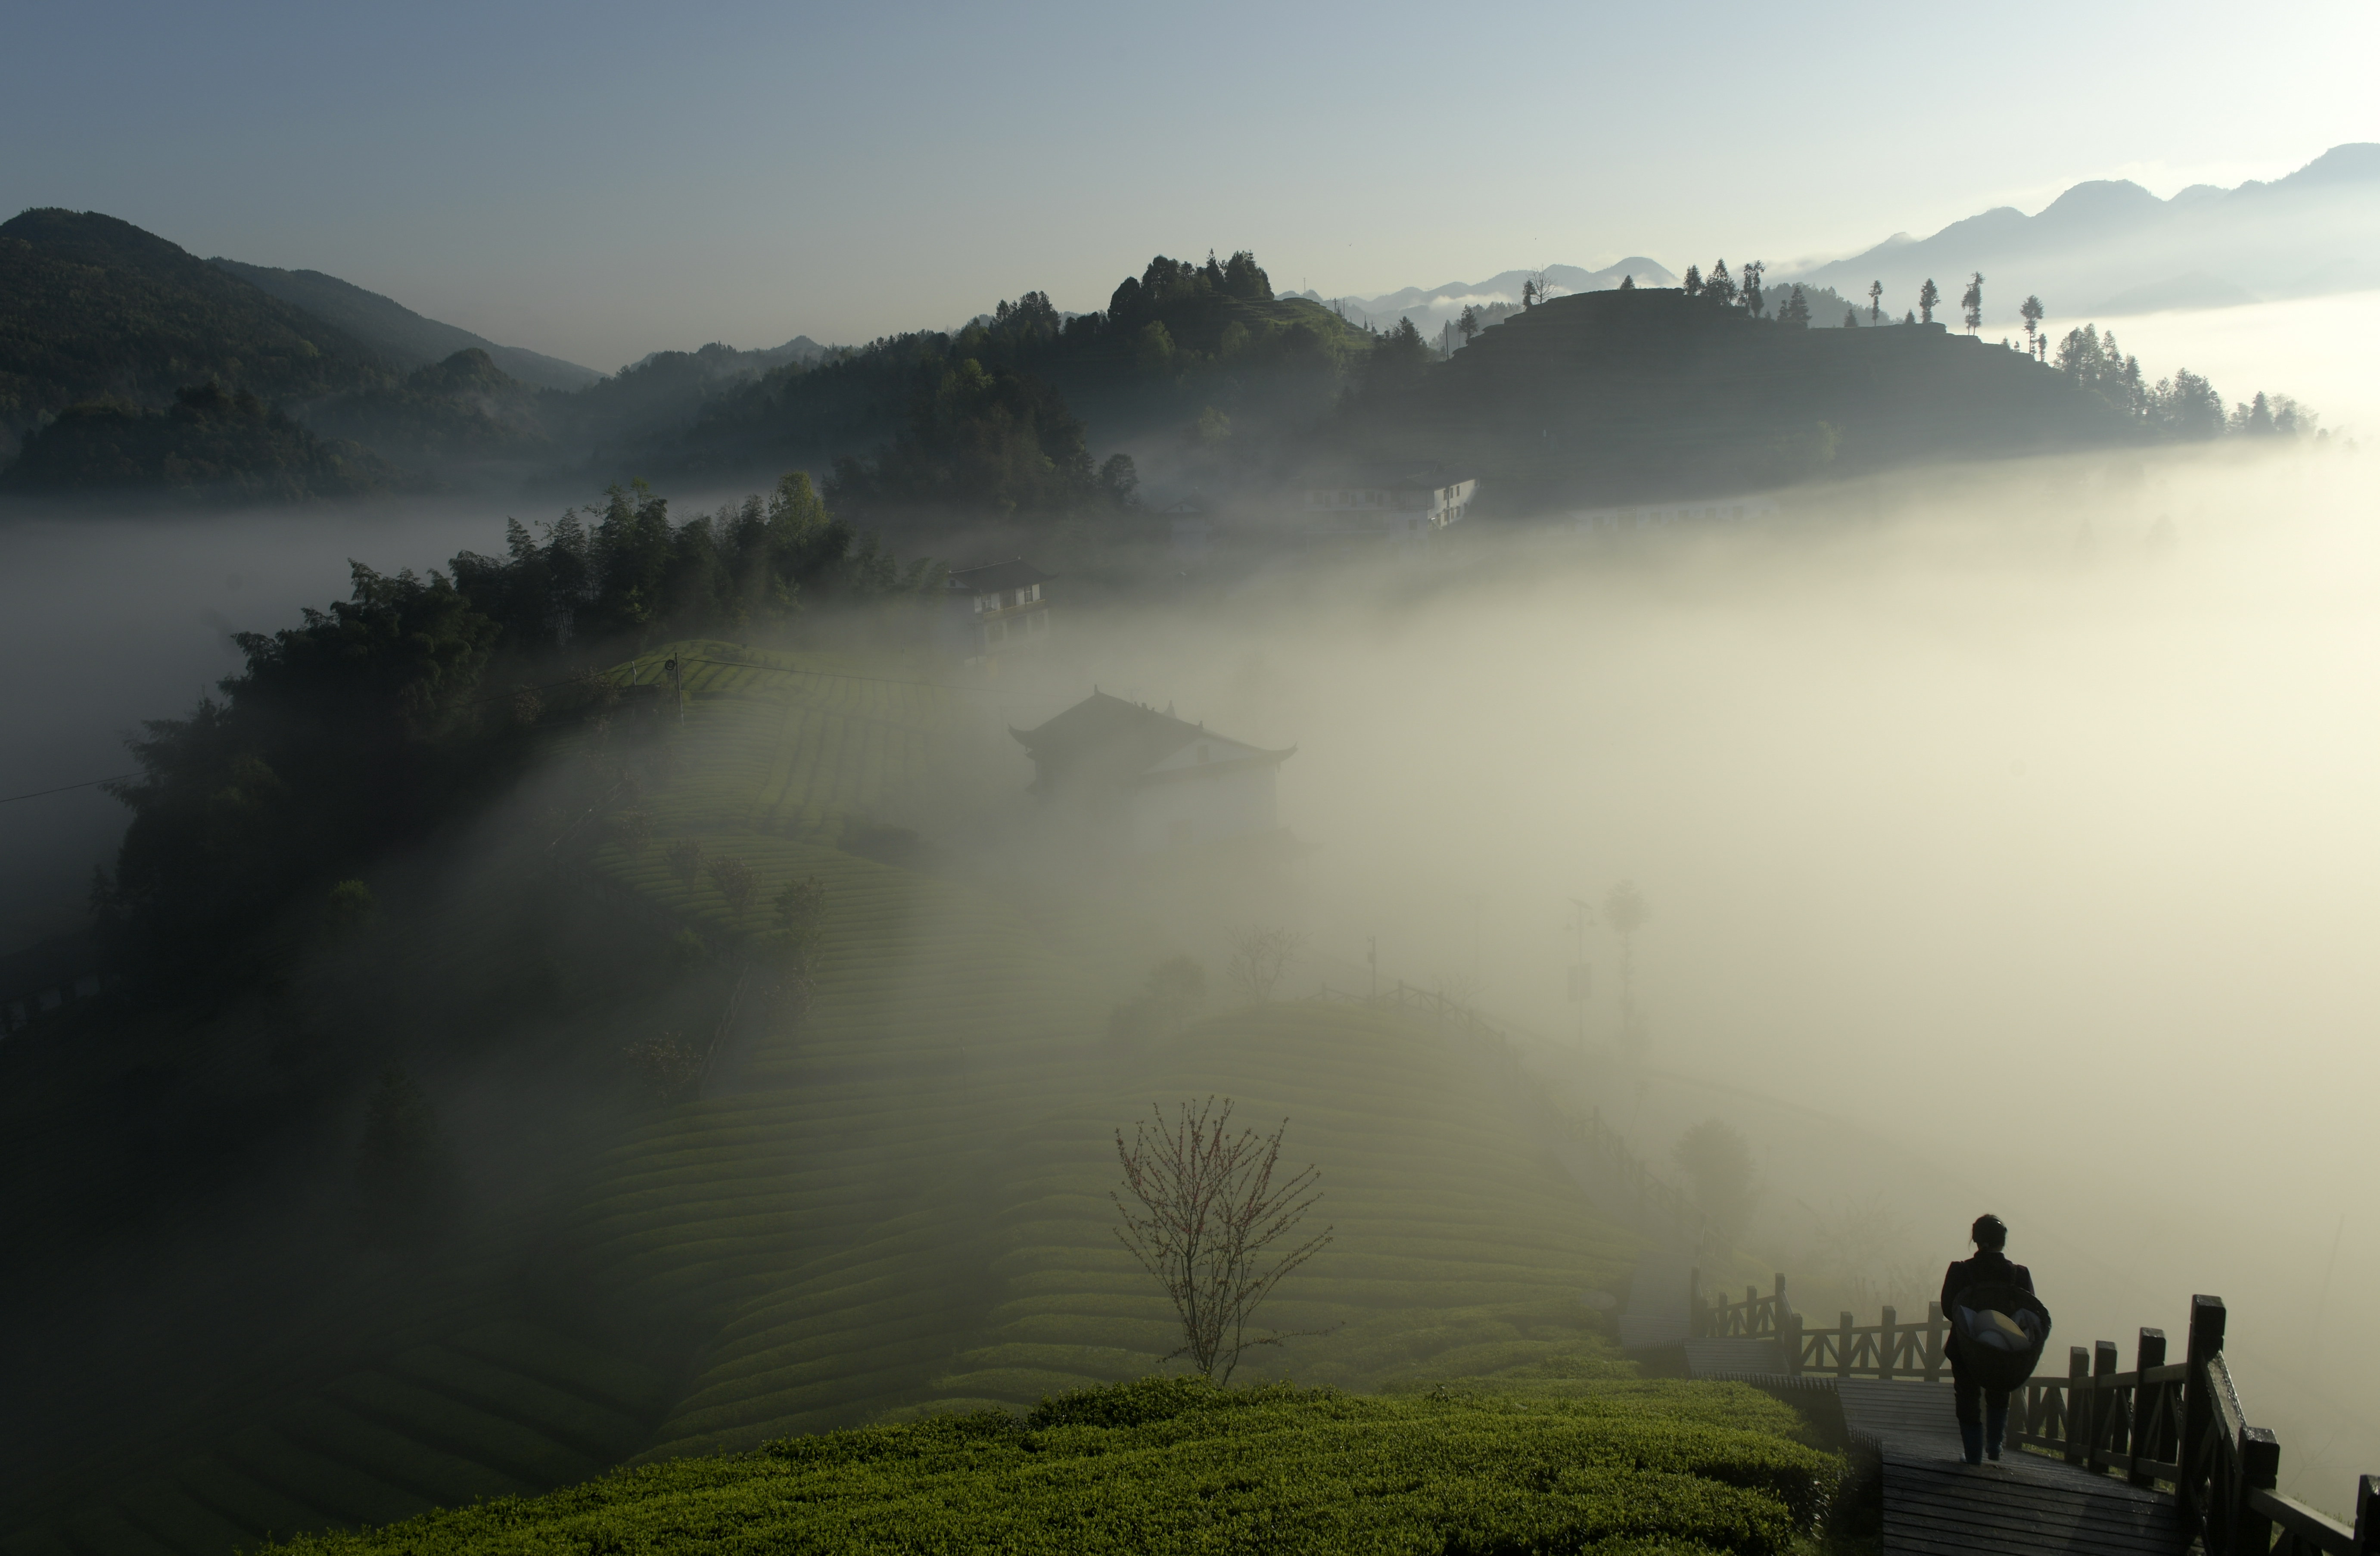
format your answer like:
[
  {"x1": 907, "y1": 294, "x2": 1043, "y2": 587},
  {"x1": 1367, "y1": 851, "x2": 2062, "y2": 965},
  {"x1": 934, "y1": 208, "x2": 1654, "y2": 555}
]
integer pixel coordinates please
[
  {"x1": 208, "y1": 258, "x2": 601, "y2": 391},
  {"x1": 682, "y1": 252, "x2": 1378, "y2": 481},
  {"x1": 1336, "y1": 287, "x2": 2144, "y2": 506},
  {"x1": 0, "y1": 210, "x2": 390, "y2": 443}
]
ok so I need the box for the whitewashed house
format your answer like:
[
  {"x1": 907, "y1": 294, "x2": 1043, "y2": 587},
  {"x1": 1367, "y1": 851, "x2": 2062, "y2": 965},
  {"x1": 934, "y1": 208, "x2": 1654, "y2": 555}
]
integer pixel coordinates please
[
  {"x1": 1294, "y1": 467, "x2": 1478, "y2": 543},
  {"x1": 945, "y1": 559, "x2": 1052, "y2": 662}
]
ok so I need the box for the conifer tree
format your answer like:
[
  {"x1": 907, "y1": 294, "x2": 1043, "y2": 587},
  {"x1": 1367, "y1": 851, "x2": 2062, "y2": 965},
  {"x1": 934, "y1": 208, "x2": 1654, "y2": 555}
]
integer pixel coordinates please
[
  {"x1": 1683, "y1": 265, "x2": 1703, "y2": 297},
  {"x1": 1960, "y1": 272, "x2": 1985, "y2": 333},
  {"x1": 2019, "y1": 294, "x2": 2044, "y2": 355},
  {"x1": 1706, "y1": 260, "x2": 1737, "y2": 308},
  {"x1": 1867, "y1": 280, "x2": 1883, "y2": 324},
  {"x1": 1917, "y1": 278, "x2": 1941, "y2": 324}
]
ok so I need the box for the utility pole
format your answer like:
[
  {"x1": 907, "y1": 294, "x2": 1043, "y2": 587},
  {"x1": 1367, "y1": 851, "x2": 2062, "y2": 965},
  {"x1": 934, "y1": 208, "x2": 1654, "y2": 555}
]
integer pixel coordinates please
[{"x1": 1565, "y1": 897, "x2": 1591, "y2": 1050}]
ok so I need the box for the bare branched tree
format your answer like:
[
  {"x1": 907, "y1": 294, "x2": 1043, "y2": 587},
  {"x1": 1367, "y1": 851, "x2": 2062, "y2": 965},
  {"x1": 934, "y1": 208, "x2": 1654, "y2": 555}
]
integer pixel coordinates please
[
  {"x1": 1112, "y1": 1097, "x2": 1333, "y2": 1383},
  {"x1": 1226, "y1": 925, "x2": 1308, "y2": 1004}
]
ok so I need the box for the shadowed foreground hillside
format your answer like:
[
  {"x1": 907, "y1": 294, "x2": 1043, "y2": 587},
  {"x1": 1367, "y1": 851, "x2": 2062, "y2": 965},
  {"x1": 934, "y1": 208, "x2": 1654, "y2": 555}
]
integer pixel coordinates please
[{"x1": 2, "y1": 643, "x2": 1674, "y2": 1556}]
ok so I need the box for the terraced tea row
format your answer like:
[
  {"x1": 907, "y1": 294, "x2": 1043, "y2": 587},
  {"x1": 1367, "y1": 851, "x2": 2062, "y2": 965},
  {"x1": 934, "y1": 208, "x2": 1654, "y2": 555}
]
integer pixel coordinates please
[{"x1": 0, "y1": 1321, "x2": 668, "y2": 1556}]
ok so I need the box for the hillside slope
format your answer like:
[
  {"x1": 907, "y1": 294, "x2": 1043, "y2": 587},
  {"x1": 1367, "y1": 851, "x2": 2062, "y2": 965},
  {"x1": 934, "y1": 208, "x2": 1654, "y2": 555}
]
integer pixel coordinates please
[
  {"x1": 1341, "y1": 286, "x2": 2138, "y2": 507},
  {"x1": 0, "y1": 211, "x2": 389, "y2": 439},
  {"x1": 3, "y1": 644, "x2": 1660, "y2": 1556},
  {"x1": 208, "y1": 259, "x2": 600, "y2": 391}
]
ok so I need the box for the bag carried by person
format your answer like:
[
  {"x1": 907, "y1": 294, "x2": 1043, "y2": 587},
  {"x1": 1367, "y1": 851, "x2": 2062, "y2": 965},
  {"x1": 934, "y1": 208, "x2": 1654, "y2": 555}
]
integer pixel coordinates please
[{"x1": 1953, "y1": 1279, "x2": 2053, "y2": 1391}]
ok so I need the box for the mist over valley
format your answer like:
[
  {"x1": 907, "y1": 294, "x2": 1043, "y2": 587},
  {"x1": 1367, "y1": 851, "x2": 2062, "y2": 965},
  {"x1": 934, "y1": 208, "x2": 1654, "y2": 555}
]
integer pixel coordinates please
[{"x1": 6, "y1": 28, "x2": 2379, "y2": 1552}]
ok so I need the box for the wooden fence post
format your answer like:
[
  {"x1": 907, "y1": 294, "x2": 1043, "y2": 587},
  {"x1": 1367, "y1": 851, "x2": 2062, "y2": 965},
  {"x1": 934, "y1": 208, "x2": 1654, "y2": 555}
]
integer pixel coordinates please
[
  {"x1": 1783, "y1": 1307, "x2": 1804, "y2": 1377},
  {"x1": 1745, "y1": 1284, "x2": 1758, "y2": 1337},
  {"x1": 2130, "y1": 1328, "x2": 2167, "y2": 1487},
  {"x1": 2236, "y1": 1426, "x2": 2280, "y2": 1554},
  {"x1": 1880, "y1": 1306, "x2": 1898, "y2": 1382},
  {"x1": 2090, "y1": 1340, "x2": 2120, "y2": 1472},
  {"x1": 1924, "y1": 1301, "x2": 1945, "y2": 1383},
  {"x1": 2065, "y1": 1347, "x2": 2091, "y2": 1466},
  {"x1": 1839, "y1": 1312, "x2": 1854, "y2": 1380},
  {"x1": 2352, "y1": 1473, "x2": 2380, "y2": 1554},
  {"x1": 2178, "y1": 1296, "x2": 2226, "y2": 1533}
]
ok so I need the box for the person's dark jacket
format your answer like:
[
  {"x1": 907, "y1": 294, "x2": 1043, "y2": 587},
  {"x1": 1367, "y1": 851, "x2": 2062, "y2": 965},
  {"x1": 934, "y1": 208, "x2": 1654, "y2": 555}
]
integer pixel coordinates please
[{"x1": 1941, "y1": 1249, "x2": 2035, "y2": 1363}]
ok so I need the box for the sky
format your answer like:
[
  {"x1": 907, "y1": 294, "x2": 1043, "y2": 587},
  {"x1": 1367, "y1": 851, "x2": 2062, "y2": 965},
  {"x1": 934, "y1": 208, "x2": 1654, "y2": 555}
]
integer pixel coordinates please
[{"x1": 6, "y1": 0, "x2": 2376, "y2": 371}]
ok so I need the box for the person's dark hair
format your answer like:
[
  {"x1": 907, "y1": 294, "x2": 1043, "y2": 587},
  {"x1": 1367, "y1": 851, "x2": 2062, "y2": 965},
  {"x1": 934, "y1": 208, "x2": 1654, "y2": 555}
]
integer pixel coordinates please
[{"x1": 1972, "y1": 1214, "x2": 2007, "y2": 1251}]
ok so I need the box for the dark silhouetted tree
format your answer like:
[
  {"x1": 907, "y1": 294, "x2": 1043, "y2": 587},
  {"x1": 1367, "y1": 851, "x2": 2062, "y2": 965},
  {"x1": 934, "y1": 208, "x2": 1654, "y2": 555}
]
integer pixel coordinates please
[
  {"x1": 1843, "y1": 308, "x2": 1860, "y2": 328},
  {"x1": 1618, "y1": 274, "x2": 1637, "y2": 290},
  {"x1": 1867, "y1": 280, "x2": 1883, "y2": 323},
  {"x1": 1960, "y1": 272, "x2": 1985, "y2": 333},
  {"x1": 2019, "y1": 294, "x2": 2044, "y2": 355},
  {"x1": 1683, "y1": 265, "x2": 1703, "y2": 298},
  {"x1": 1918, "y1": 278, "x2": 1941, "y2": 324},
  {"x1": 1705, "y1": 261, "x2": 1737, "y2": 308},
  {"x1": 1099, "y1": 452, "x2": 1139, "y2": 508},
  {"x1": 1740, "y1": 261, "x2": 1766, "y2": 316},
  {"x1": 1457, "y1": 304, "x2": 1480, "y2": 344},
  {"x1": 1778, "y1": 285, "x2": 1810, "y2": 327}
]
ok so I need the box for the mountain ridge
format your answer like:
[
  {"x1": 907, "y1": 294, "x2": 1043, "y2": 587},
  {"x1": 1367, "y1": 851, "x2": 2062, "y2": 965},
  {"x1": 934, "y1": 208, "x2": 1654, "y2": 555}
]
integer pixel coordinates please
[
  {"x1": 207, "y1": 258, "x2": 603, "y2": 391},
  {"x1": 1788, "y1": 142, "x2": 2380, "y2": 322}
]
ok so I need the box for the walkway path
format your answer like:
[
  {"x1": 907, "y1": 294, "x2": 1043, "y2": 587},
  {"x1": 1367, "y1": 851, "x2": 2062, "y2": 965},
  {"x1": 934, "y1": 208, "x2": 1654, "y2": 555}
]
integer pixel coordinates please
[{"x1": 1681, "y1": 1351, "x2": 2183, "y2": 1555}]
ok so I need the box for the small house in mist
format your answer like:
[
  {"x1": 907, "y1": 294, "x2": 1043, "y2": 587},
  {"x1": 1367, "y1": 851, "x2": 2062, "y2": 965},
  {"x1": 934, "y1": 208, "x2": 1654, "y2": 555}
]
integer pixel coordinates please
[
  {"x1": 1011, "y1": 691, "x2": 1294, "y2": 853},
  {"x1": 945, "y1": 559, "x2": 1052, "y2": 663},
  {"x1": 1293, "y1": 465, "x2": 1478, "y2": 543}
]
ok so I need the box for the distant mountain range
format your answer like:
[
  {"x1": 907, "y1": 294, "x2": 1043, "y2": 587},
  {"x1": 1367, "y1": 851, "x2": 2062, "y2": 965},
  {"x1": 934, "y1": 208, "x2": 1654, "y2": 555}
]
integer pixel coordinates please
[
  {"x1": 1316, "y1": 144, "x2": 2376, "y2": 336},
  {"x1": 1787, "y1": 143, "x2": 2380, "y2": 325},
  {"x1": 1292, "y1": 259, "x2": 1680, "y2": 333}
]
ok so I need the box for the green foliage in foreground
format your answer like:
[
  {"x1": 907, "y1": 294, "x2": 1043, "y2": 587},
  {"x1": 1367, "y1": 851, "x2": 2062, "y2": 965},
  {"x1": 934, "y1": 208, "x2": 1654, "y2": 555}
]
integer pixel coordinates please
[{"x1": 271, "y1": 1375, "x2": 1839, "y2": 1555}]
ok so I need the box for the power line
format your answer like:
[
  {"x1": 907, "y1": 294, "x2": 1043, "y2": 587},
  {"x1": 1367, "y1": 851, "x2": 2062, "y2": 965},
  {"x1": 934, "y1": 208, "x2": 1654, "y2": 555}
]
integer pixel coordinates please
[{"x1": 0, "y1": 774, "x2": 140, "y2": 806}]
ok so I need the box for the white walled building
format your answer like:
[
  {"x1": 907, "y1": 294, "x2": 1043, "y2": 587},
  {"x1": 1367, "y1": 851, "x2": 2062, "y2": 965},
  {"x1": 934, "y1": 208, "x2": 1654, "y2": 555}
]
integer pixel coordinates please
[
  {"x1": 945, "y1": 558, "x2": 1052, "y2": 661},
  {"x1": 1294, "y1": 467, "x2": 1478, "y2": 542}
]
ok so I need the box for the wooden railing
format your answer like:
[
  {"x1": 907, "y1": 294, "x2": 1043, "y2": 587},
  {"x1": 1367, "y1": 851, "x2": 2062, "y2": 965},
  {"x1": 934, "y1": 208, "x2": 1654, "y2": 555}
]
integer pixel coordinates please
[
  {"x1": 1753, "y1": 1284, "x2": 2380, "y2": 1553},
  {"x1": 1693, "y1": 1272, "x2": 1792, "y2": 1340}
]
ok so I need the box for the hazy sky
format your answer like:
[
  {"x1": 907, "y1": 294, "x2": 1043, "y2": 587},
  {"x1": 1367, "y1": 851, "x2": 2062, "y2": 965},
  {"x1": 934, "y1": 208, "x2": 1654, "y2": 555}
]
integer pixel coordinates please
[{"x1": 6, "y1": 0, "x2": 2374, "y2": 369}]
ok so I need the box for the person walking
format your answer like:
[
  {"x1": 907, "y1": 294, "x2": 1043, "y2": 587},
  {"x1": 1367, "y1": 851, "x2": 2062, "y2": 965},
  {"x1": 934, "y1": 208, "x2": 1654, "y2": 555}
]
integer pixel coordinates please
[{"x1": 1940, "y1": 1213, "x2": 2045, "y2": 1465}]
